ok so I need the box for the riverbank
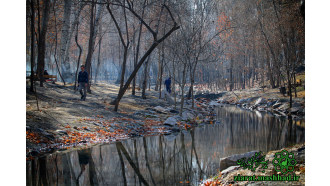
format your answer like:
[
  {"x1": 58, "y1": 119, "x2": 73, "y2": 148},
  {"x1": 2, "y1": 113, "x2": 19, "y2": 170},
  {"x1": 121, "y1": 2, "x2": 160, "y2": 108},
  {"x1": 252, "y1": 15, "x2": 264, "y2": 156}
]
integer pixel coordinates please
[
  {"x1": 26, "y1": 82, "x2": 215, "y2": 159},
  {"x1": 200, "y1": 143, "x2": 305, "y2": 186},
  {"x1": 195, "y1": 87, "x2": 305, "y2": 120},
  {"x1": 26, "y1": 82, "x2": 304, "y2": 160}
]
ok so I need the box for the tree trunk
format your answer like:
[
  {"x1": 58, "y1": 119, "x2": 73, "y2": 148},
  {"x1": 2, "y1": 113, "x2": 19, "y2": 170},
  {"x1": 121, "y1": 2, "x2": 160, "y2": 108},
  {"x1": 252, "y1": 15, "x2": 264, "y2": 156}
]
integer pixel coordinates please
[
  {"x1": 132, "y1": 30, "x2": 136, "y2": 95},
  {"x1": 142, "y1": 56, "x2": 151, "y2": 99},
  {"x1": 115, "y1": 38, "x2": 122, "y2": 84},
  {"x1": 158, "y1": 50, "x2": 164, "y2": 99},
  {"x1": 155, "y1": 49, "x2": 161, "y2": 91},
  {"x1": 190, "y1": 61, "x2": 198, "y2": 109},
  {"x1": 172, "y1": 60, "x2": 176, "y2": 109},
  {"x1": 229, "y1": 58, "x2": 233, "y2": 91},
  {"x1": 74, "y1": 22, "x2": 82, "y2": 91},
  {"x1": 266, "y1": 50, "x2": 275, "y2": 88},
  {"x1": 59, "y1": 0, "x2": 72, "y2": 82},
  {"x1": 116, "y1": 65, "x2": 122, "y2": 84},
  {"x1": 180, "y1": 63, "x2": 187, "y2": 116},
  {"x1": 52, "y1": 0, "x2": 66, "y2": 85},
  {"x1": 287, "y1": 68, "x2": 292, "y2": 109},
  {"x1": 29, "y1": 0, "x2": 35, "y2": 92},
  {"x1": 119, "y1": 47, "x2": 129, "y2": 90},
  {"x1": 132, "y1": 3, "x2": 146, "y2": 95},
  {"x1": 36, "y1": 0, "x2": 50, "y2": 87},
  {"x1": 64, "y1": 2, "x2": 85, "y2": 83},
  {"x1": 84, "y1": 1, "x2": 94, "y2": 92},
  {"x1": 85, "y1": 2, "x2": 103, "y2": 93},
  {"x1": 94, "y1": 31, "x2": 102, "y2": 84},
  {"x1": 293, "y1": 72, "x2": 297, "y2": 97}
]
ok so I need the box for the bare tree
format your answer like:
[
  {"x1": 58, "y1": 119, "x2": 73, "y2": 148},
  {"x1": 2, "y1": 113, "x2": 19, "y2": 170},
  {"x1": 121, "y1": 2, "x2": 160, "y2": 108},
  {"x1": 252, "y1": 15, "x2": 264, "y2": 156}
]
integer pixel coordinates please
[
  {"x1": 36, "y1": 0, "x2": 50, "y2": 87},
  {"x1": 29, "y1": 0, "x2": 35, "y2": 92},
  {"x1": 85, "y1": 1, "x2": 104, "y2": 92},
  {"x1": 104, "y1": 0, "x2": 180, "y2": 111},
  {"x1": 59, "y1": 0, "x2": 73, "y2": 82}
]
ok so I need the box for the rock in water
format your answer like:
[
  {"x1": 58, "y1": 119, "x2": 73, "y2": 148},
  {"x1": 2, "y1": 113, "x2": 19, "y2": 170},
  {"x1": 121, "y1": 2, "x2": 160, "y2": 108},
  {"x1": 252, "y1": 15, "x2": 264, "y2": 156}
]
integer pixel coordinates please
[
  {"x1": 276, "y1": 98, "x2": 289, "y2": 103},
  {"x1": 246, "y1": 97, "x2": 260, "y2": 104},
  {"x1": 272, "y1": 102, "x2": 282, "y2": 109},
  {"x1": 255, "y1": 97, "x2": 267, "y2": 105},
  {"x1": 267, "y1": 101, "x2": 277, "y2": 107},
  {"x1": 238, "y1": 98, "x2": 247, "y2": 104},
  {"x1": 278, "y1": 102, "x2": 289, "y2": 111}
]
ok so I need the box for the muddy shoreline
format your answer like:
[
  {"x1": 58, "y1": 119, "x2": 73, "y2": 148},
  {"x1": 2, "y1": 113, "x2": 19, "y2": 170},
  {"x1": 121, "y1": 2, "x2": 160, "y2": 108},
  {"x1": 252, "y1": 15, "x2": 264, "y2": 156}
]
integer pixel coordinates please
[{"x1": 195, "y1": 87, "x2": 305, "y2": 120}]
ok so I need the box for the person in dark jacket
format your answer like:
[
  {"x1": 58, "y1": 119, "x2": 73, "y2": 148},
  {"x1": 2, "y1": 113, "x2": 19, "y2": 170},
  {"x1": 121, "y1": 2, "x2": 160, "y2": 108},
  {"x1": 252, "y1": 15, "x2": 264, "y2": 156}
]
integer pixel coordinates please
[
  {"x1": 78, "y1": 65, "x2": 88, "y2": 101},
  {"x1": 164, "y1": 77, "x2": 171, "y2": 93},
  {"x1": 44, "y1": 70, "x2": 49, "y2": 80}
]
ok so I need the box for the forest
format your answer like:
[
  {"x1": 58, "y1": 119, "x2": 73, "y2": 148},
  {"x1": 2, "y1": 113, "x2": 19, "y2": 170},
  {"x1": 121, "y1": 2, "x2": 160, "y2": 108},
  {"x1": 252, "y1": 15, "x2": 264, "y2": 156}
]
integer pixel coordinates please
[
  {"x1": 25, "y1": 0, "x2": 305, "y2": 185},
  {"x1": 26, "y1": 0, "x2": 304, "y2": 111}
]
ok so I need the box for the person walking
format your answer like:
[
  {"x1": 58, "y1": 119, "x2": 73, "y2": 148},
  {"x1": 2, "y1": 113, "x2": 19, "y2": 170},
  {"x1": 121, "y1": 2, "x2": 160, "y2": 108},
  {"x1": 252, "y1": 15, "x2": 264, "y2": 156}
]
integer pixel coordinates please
[
  {"x1": 164, "y1": 77, "x2": 171, "y2": 93},
  {"x1": 78, "y1": 65, "x2": 88, "y2": 101}
]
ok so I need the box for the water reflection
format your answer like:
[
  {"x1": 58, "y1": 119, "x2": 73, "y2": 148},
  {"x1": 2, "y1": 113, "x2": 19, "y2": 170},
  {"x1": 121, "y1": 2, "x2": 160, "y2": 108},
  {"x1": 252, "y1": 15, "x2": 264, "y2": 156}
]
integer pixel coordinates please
[{"x1": 27, "y1": 105, "x2": 304, "y2": 186}]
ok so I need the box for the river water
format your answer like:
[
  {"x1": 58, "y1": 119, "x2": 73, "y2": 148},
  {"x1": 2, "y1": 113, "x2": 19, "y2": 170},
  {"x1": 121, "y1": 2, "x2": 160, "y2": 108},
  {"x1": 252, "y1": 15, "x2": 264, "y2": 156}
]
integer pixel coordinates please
[{"x1": 26, "y1": 105, "x2": 304, "y2": 186}]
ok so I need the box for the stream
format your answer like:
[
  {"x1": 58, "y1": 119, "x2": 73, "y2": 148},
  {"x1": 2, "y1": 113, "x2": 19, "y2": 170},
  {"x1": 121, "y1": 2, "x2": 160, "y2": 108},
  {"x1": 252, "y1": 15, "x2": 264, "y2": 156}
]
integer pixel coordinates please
[{"x1": 26, "y1": 105, "x2": 304, "y2": 186}]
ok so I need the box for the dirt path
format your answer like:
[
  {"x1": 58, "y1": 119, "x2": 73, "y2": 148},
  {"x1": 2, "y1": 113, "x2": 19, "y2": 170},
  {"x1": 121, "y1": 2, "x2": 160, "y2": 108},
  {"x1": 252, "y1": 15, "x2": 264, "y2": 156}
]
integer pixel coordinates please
[{"x1": 27, "y1": 82, "x2": 169, "y2": 127}]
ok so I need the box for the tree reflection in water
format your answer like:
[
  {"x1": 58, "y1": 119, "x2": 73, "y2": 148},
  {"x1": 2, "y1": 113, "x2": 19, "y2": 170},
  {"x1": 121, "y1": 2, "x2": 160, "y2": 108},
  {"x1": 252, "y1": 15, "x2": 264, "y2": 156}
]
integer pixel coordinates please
[{"x1": 27, "y1": 105, "x2": 304, "y2": 185}]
